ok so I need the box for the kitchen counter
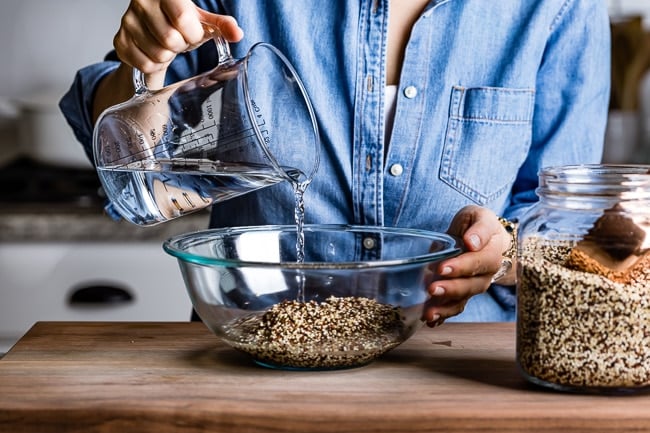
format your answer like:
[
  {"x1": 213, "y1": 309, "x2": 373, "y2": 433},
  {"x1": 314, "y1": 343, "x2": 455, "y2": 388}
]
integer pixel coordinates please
[
  {"x1": 1, "y1": 322, "x2": 648, "y2": 433},
  {"x1": 0, "y1": 207, "x2": 210, "y2": 242}
]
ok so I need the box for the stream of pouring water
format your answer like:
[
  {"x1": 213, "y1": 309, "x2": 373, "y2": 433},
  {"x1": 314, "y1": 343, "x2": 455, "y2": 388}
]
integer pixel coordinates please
[{"x1": 293, "y1": 179, "x2": 309, "y2": 303}]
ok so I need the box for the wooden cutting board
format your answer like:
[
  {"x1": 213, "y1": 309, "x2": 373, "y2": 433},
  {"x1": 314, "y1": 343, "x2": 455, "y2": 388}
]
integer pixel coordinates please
[{"x1": 0, "y1": 322, "x2": 648, "y2": 433}]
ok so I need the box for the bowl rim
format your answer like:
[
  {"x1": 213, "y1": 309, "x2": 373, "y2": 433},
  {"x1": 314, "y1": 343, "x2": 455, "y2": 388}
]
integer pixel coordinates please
[{"x1": 162, "y1": 224, "x2": 462, "y2": 269}]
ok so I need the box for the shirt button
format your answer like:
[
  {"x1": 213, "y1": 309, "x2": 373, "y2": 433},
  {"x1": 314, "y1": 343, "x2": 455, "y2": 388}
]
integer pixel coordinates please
[
  {"x1": 389, "y1": 163, "x2": 404, "y2": 177},
  {"x1": 404, "y1": 86, "x2": 418, "y2": 99},
  {"x1": 363, "y1": 237, "x2": 376, "y2": 249}
]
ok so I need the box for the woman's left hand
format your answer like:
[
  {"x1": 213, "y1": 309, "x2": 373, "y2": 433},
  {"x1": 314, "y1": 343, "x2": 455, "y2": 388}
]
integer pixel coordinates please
[{"x1": 422, "y1": 205, "x2": 513, "y2": 327}]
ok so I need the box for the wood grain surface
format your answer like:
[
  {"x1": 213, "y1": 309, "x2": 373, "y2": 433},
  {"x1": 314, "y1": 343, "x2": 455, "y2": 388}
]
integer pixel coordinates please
[{"x1": 0, "y1": 322, "x2": 648, "y2": 433}]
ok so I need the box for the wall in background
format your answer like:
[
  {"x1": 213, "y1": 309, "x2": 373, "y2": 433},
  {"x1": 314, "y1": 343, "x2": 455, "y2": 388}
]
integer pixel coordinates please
[
  {"x1": 0, "y1": 0, "x2": 129, "y2": 164},
  {"x1": 609, "y1": 0, "x2": 650, "y2": 25},
  {"x1": 0, "y1": 0, "x2": 128, "y2": 99},
  {"x1": 606, "y1": 0, "x2": 650, "y2": 163}
]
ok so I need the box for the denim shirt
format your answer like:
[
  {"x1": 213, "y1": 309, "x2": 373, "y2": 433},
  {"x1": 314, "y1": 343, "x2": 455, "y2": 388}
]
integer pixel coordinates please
[{"x1": 60, "y1": 0, "x2": 610, "y2": 311}]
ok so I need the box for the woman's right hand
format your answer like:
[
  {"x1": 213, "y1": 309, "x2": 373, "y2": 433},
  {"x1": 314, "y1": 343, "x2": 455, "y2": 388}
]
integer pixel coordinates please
[
  {"x1": 93, "y1": 0, "x2": 243, "y2": 122},
  {"x1": 114, "y1": 0, "x2": 243, "y2": 89}
]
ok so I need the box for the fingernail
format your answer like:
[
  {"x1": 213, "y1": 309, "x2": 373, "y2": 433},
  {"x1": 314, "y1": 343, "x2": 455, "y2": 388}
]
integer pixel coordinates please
[
  {"x1": 432, "y1": 286, "x2": 445, "y2": 296},
  {"x1": 440, "y1": 266, "x2": 452, "y2": 276},
  {"x1": 431, "y1": 313, "x2": 440, "y2": 322},
  {"x1": 469, "y1": 234, "x2": 481, "y2": 249}
]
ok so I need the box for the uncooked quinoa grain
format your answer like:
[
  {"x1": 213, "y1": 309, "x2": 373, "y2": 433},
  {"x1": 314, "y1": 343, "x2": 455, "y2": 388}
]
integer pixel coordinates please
[
  {"x1": 517, "y1": 237, "x2": 650, "y2": 389},
  {"x1": 223, "y1": 296, "x2": 406, "y2": 368}
]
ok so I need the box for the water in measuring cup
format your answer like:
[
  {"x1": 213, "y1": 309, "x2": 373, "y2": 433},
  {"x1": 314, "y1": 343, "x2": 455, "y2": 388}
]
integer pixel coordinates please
[{"x1": 97, "y1": 158, "x2": 299, "y2": 226}]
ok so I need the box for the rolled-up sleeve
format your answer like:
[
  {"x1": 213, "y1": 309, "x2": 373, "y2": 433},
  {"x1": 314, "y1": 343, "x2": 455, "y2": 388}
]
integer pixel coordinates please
[{"x1": 59, "y1": 60, "x2": 120, "y2": 165}]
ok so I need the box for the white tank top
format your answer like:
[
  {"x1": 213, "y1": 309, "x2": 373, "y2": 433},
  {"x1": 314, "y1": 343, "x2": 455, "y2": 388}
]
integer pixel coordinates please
[{"x1": 384, "y1": 85, "x2": 398, "y2": 150}]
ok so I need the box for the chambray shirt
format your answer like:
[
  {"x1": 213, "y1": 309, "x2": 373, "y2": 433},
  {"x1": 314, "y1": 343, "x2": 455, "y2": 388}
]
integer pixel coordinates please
[{"x1": 60, "y1": 0, "x2": 611, "y2": 317}]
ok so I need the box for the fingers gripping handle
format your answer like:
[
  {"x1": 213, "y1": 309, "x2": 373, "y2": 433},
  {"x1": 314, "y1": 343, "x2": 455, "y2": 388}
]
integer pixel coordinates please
[{"x1": 132, "y1": 24, "x2": 233, "y2": 94}]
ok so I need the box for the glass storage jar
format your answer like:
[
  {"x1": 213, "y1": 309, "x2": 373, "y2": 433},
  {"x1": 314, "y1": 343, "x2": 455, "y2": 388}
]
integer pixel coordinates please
[{"x1": 516, "y1": 164, "x2": 650, "y2": 393}]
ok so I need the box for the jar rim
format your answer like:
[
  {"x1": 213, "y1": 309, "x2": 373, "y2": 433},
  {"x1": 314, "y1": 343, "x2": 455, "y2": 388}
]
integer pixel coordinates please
[
  {"x1": 540, "y1": 164, "x2": 650, "y2": 182},
  {"x1": 538, "y1": 164, "x2": 650, "y2": 199}
]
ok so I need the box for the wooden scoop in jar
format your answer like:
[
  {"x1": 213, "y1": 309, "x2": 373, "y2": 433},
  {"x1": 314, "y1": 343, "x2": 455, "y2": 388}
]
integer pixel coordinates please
[{"x1": 565, "y1": 204, "x2": 650, "y2": 284}]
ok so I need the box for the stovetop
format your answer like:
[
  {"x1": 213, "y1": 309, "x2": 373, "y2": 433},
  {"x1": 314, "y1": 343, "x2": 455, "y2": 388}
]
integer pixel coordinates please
[
  {"x1": 0, "y1": 157, "x2": 211, "y2": 241},
  {"x1": 0, "y1": 157, "x2": 105, "y2": 211}
]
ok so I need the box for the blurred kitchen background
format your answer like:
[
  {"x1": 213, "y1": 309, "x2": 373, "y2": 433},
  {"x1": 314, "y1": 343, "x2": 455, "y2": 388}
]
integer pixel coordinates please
[
  {"x1": 0, "y1": 0, "x2": 208, "y2": 354},
  {"x1": 0, "y1": 0, "x2": 129, "y2": 165},
  {"x1": 608, "y1": 0, "x2": 650, "y2": 163},
  {"x1": 0, "y1": 0, "x2": 649, "y2": 353}
]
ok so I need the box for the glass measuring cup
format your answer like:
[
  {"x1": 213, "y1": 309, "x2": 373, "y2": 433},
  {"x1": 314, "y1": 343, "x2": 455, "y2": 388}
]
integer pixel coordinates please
[{"x1": 93, "y1": 30, "x2": 320, "y2": 226}]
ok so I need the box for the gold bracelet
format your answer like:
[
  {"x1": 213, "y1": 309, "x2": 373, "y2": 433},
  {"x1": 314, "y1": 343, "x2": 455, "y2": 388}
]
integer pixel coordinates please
[
  {"x1": 497, "y1": 216, "x2": 517, "y2": 260},
  {"x1": 492, "y1": 217, "x2": 518, "y2": 284}
]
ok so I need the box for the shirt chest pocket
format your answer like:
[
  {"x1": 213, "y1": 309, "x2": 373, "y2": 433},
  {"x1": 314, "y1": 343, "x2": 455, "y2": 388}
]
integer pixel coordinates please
[{"x1": 440, "y1": 86, "x2": 535, "y2": 205}]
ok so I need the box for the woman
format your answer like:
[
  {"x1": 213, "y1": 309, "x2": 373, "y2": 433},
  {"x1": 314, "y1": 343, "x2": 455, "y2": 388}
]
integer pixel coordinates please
[{"x1": 60, "y1": 0, "x2": 611, "y2": 324}]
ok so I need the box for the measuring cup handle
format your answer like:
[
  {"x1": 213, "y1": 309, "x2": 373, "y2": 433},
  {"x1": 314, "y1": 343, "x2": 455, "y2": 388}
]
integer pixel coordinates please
[
  {"x1": 132, "y1": 68, "x2": 148, "y2": 95},
  {"x1": 203, "y1": 23, "x2": 233, "y2": 65},
  {"x1": 130, "y1": 24, "x2": 233, "y2": 95}
]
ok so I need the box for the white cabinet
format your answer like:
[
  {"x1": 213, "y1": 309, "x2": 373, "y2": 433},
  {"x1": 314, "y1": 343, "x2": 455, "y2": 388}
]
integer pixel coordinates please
[{"x1": 0, "y1": 242, "x2": 193, "y2": 353}]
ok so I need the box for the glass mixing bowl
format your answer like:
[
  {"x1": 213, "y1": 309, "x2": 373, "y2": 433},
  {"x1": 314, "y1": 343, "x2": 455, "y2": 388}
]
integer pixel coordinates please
[{"x1": 163, "y1": 224, "x2": 461, "y2": 370}]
